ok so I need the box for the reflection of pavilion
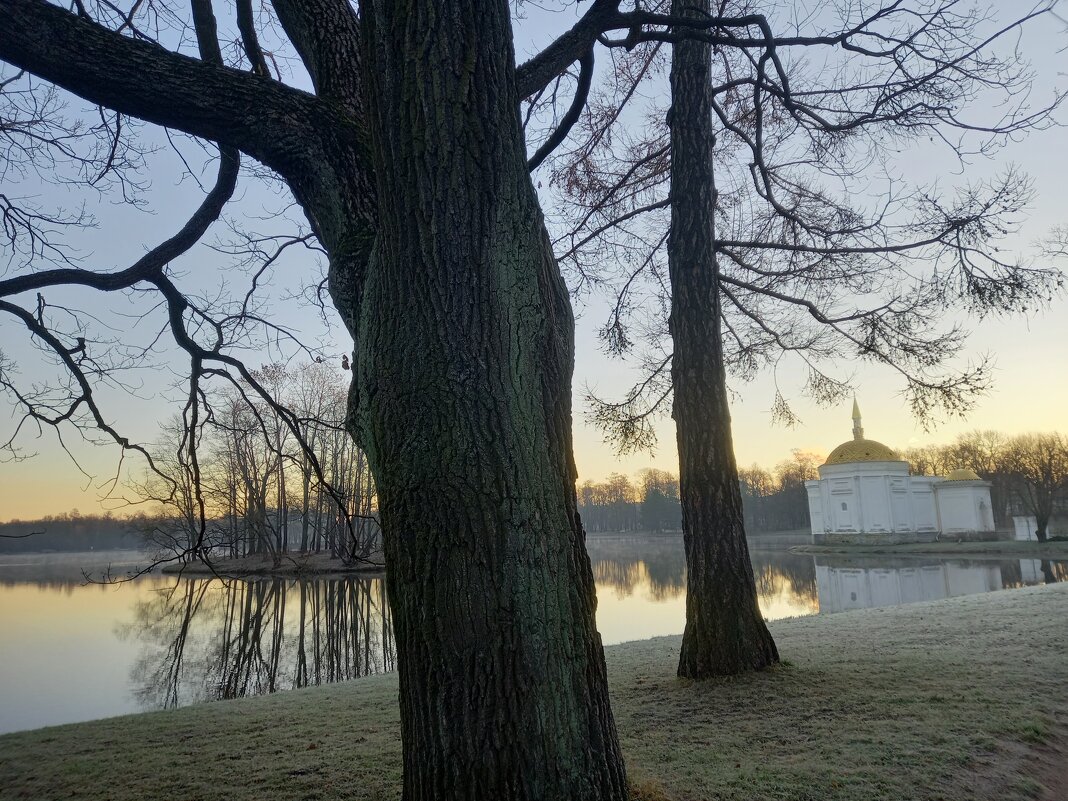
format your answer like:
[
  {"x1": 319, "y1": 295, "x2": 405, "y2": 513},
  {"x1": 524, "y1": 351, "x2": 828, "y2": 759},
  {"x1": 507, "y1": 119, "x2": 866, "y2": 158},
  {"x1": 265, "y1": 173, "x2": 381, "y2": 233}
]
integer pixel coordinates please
[{"x1": 814, "y1": 557, "x2": 1003, "y2": 613}]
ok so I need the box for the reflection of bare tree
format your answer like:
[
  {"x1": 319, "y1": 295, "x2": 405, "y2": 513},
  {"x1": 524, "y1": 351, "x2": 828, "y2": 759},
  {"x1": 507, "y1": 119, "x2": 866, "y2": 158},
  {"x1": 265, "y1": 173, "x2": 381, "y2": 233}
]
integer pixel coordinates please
[
  {"x1": 116, "y1": 580, "x2": 213, "y2": 709},
  {"x1": 1002, "y1": 559, "x2": 1068, "y2": 589},
  {"x1": 120, "y1": 576, "x2": 394, "y2": 711},
  {"x1": 1001, "y1": 559, "x2": 1025, "y2": 589}
]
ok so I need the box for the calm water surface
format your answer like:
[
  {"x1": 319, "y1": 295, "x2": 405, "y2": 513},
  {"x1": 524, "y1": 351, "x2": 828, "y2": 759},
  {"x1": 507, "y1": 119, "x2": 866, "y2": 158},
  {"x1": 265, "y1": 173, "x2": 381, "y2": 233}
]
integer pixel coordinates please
[{"x1": 1, "y1": 538, "x2": 1065, "y2": 735}]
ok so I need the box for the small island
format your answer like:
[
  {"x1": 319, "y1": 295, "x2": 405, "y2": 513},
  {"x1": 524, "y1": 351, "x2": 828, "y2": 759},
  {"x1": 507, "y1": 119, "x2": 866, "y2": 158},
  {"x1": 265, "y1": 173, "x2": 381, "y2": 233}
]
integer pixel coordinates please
[{"x1": 160, "y1": 550, "x2": 385, "y2": 577}]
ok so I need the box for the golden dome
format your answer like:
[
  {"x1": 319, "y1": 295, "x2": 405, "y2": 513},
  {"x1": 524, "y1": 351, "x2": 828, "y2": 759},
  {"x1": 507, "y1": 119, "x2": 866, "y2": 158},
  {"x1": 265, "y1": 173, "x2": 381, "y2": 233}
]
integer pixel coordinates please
[
  {"x1": 824, "y1": 438, "x2": 901, "y2": 465},
  {"x1": 944, "y1": 468, "x2": 982, "y2": 481},
  {"x1": 822, "y1": 399, "x2": 903, "y2": 465}
]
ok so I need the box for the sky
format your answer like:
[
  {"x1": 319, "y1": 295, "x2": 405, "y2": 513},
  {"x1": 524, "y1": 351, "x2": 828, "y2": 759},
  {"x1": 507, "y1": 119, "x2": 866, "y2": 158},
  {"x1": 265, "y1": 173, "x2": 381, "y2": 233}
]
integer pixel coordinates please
[
  {"x1": 545, "y1": 1, "x2": 1068, "y2": 481},
  {"x1": 0, "y1": 2, "x2": 1066, "y2": 521}
]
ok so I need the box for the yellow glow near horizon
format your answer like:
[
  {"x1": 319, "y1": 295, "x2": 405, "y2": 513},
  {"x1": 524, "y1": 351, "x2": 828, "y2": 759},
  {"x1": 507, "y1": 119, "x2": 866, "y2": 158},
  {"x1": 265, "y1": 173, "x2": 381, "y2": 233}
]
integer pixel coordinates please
[
  {"x1": 3, "y1": 372, "x2": 1067, "y2": 522},
  {"x1": 2, "y1": 298, "x2": 1066, "y2": 522}
]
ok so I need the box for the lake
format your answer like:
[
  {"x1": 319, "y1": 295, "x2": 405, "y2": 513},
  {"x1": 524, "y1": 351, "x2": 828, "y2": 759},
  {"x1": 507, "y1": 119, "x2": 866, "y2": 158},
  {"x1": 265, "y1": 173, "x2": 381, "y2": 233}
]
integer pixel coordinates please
[{"x1": 1, "y1": 536, "x2": 1065, "y2": 735}]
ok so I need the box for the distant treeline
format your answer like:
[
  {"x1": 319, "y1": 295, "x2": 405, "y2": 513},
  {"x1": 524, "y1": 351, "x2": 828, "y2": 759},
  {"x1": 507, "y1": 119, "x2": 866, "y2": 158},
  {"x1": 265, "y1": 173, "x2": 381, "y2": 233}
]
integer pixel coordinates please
[
  {"x1": 8, "y1": 430, "x2": 1064, "y2": 550},
  {"x1": 578, "y1": 430, "x2": 1068, "y2": 538},
  {"x1": 0, "y1": 512, "x2": 141, "y2": 554},
  {"x1": 578, "y1": 454, "x2": 817, "y2": 535},
  {"x1": 578, "y1": 469, "x2": 681, "y2": 533},
  {"x1": 901, "y1": 430, "x2": 1068, "y2": 538}
]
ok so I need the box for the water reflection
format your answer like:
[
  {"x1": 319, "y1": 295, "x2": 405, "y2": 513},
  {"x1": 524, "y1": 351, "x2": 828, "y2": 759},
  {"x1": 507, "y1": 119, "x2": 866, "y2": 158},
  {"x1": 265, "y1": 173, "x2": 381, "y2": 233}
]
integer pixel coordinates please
[
  {"x1": 751, "y1": 551, "x2": 819, "y2": 617},
  {"x1": 1017, "y1": 558, "x2": 1068, "y2": 586},
  {"x1": 120, "y1": 577, "x2": 394, "y2": 710},
  {"x1": 587, "y1": 536, "x2": 687, "y2": 601},
  {"x1": 586, "y1": 535, "x2": 821, "y2": 638},
  {"x1": 813, "y1": 556, "x2": 1068, "y2": 614},
  {"x1": 122, "y1": 539, "x2": 824, "y2": 707},
  {"x1": 1, "y1": 544, "x2": 1066, "y2": 734},
  {"x1": 585, "y1": 537, "x2": 1067, "y2": 624},
  {"x1": 0, "y1": 550, "x2": 146, "y2": 591}
]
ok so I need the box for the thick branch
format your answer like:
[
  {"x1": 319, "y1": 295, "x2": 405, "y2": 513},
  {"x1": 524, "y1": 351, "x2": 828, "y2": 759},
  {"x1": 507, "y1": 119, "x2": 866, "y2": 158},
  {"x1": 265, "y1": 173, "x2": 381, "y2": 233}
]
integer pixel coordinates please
[
  {"x1": 271, "y1": 0, "x2": 363, "y2": 114},
  {"x1": 0, "y1": 148, "x2": 239, "y2": 299},
  {"x1": 516, "y1": 0, "x2": 621, "y2": 98},
  {"x1": 528, "y1": 48, "x2": 595, "y2": 171},
  {"x1": 235, "y1": 0, "x2": 269, "y2": 75},
  {"x1": 0, "y1": 0, "x2": 330, "y2": 176}
]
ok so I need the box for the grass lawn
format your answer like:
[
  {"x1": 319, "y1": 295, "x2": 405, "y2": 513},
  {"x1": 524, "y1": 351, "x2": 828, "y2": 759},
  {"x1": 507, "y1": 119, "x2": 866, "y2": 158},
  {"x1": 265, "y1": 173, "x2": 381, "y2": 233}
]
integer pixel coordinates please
[{"x1": 2, "y1": 584, "x2": 1066, "y2": 801}]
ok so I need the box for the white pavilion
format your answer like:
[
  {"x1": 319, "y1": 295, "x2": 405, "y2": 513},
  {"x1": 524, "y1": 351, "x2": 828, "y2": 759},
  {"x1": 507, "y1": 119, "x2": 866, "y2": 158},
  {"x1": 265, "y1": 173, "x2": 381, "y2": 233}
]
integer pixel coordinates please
[{"x1": 805, "y1": 401, "x2": 996, "y2": 544}]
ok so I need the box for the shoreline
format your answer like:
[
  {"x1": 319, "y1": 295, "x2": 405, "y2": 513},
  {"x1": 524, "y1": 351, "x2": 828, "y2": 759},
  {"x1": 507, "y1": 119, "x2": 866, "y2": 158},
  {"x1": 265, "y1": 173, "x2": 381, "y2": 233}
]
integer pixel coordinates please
[
  {"x1": 792, "y1": 540, "x2": 1068, "y2": 558},
  {"x1": 159, "y1": 530, "x2": 815, "y2": 578},
  {"x1": 2, "y1": 583, "x2": 1065, "y2": 800},
  {"x1": 159, "y1": 550, "x2": 385, "y2": 577}
]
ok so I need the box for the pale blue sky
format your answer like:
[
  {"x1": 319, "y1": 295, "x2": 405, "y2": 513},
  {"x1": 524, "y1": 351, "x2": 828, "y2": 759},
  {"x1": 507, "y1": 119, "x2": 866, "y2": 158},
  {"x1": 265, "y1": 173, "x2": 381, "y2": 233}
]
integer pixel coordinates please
[{"x1": 0, "y1": 1, "x2": 1065, "y2": 520}]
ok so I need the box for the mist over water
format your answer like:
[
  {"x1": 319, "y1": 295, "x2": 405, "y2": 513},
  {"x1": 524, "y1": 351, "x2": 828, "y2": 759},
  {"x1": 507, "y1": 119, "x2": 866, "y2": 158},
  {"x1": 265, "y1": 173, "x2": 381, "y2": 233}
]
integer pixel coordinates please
[{"x1": 1, "y1": 540, "x2": 1064, "y2": 735}]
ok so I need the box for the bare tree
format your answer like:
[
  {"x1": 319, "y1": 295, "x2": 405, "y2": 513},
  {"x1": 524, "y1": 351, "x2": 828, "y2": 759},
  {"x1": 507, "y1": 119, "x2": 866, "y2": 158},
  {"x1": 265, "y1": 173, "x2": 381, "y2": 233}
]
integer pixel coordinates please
[
  {"x1": 0, "y1": 1, "x2": 640, "y2": 796},
  {"x1": 1003, "y1": 432, "x2": 1068, "y2": 541},
  {"x1": 539, "y1": 0, "x2": 1062, "y2": 677},
  {"x1": 579, "y1": 471, "x2": 643, "y2": 533},
  {"x1": 943, "y1": 430, "x2": 1012, "y2": 526},
  {"x1": 130, "y1": 363, "x2": 379, "y2": 565},
  {"x1": 666, "y1": 0, "x2": 778, "y2": 677},
  {"x1": 636, "y1": 466, "x2": 681, "y2": 532},
  {"x1": 550, "y1": 1, "x2": 1063, "y2": 435}
]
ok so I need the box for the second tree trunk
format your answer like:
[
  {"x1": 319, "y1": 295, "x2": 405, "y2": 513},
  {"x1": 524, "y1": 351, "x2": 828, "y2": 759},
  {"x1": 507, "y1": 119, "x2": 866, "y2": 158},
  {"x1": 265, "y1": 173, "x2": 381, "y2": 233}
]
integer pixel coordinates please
[{"x1": 669, "y1": 0, "x2": 780, "y2": 678}]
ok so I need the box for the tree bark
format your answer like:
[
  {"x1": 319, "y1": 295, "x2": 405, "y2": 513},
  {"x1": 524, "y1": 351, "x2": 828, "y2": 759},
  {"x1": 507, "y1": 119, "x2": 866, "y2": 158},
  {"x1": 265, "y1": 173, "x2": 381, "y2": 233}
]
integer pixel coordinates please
[
  {"x1": 1035, "y1": 514, "x2": 1049, "y2": 543},
  {"x1": 0, "y1": 1, "x2": 629, "y2": 797},
  {"x1": 669, "y1": 0, "x2": 779, "y2": 678},
  {"x1": 347, "y1": 2, "x2": 627, "y2": 799}
]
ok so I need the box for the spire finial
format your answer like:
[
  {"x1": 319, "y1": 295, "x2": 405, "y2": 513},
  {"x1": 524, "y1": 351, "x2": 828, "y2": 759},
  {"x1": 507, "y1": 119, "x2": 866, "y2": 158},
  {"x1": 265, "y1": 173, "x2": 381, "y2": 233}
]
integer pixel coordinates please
[{"x1": 852, "y1": 398, "x2": 864, "y2": 440}]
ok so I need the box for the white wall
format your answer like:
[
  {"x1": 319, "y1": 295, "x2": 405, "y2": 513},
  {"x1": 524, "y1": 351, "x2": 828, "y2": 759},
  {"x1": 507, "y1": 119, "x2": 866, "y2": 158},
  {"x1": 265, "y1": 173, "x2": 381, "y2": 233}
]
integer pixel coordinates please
[
  {"x1": 937, "y1": 483, "x2": 995, "y2": 534},
  {"x1": 860, "y1": 475, "x2": 891, "y2": 532},
  {"x1": 805, "y1": 481, "x2": 824, "y2": 535},
  {"x1": 910, "y1": 478, "x2": 939, "y2": 533},
  {"x1": 808, "y1": 463, "x2": 992, "y2": 539},
  {"x1": 1014, "y1": 515, "x2": 1040, "y2": 541}
]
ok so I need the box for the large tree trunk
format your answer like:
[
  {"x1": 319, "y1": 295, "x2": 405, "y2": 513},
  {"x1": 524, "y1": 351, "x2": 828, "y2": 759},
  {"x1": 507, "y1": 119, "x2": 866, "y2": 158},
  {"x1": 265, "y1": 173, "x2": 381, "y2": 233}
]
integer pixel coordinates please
[
  {"x1": 0, "y1": 0, "x2": 626, "y2": 795},
  {"x1": 669, "y1": 0, "x2": 779, "y2": 678},
  {"x1": 320, "y1": 3, "x2": 627, "y2": 799}
]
